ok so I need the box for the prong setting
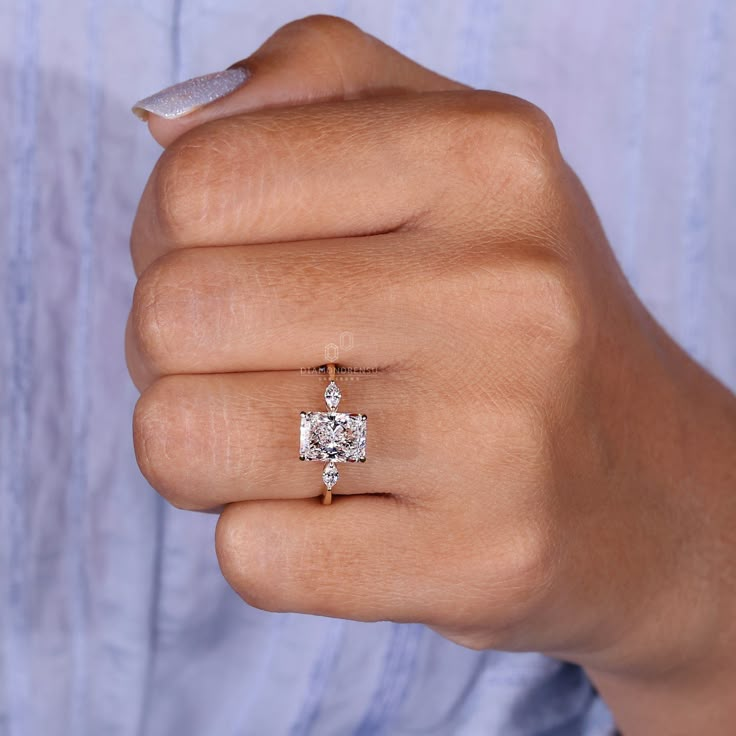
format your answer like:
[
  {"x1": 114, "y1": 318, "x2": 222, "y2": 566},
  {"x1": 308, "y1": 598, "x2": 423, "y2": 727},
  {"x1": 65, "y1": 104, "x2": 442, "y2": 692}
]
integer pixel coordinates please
[{"x1": 299, "y1": 364, "x2": 367, "y2": 498}]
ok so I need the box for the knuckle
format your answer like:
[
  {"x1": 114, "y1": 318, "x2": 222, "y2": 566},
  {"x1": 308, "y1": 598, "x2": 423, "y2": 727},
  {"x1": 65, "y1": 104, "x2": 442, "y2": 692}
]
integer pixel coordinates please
[
  {"x1": 133, "y1": 376, "x2": 205, "y2": 511},
  {"x1": 152, "y1": 119, "x2": 267, "y2": 246},
  {"x1": 524, "y1": 258, "x2": 587, "y2": 357},
  {"x1": 493, "y1": 95, "x2": 560, "y2": 172},
  {"x1": 131, "y1": 263, "x2": 165, "y2": 375},
  {"x1": 487, "y1": 520, "x2": 557, "y2": 628},
  {"x1": 150, "y1": 135, "x2": 217, "y2": 246},
  {"x1": 466, "y1": 248, "x2": 588, "y2": 369},
  {"x1": 505, "y1": 522, "x2": 556, "y2": 593},
  {"x1": 504, "y1": 97, "x2": 559, "y2": 155},
  {"x1": 446, "y1": 91, "x2": 561, "y2": 201},
  {"x1": 215, "y1": 507, "x2": 286, "y2": 613},
  {"x1": 434, "y1": 90, "x2": 502, "y2": 163},
  {"x1": 133, "y1": 378, "x2": 175, "y2": 494},
  {"x1": 489, "y1": 411, "x2": 557, "y2": 591},
  {"x1": 496, "y1": 252, "x2": 588, "y2": 363},
  {"x1": 438, "y1": 519, "x2": 556, "y2": 648},
  {"x1": 130, "y1": 251, "x2": 193, "y2": 375},
  {"x1": 283, "y1": 14, "x2": 364, "y2": 45}
]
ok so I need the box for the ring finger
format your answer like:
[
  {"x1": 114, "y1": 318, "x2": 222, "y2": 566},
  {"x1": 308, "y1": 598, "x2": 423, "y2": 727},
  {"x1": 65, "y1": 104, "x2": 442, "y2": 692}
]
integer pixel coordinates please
[{"x1": 133, "y1": 369, "x2": 429, "y2": 510}]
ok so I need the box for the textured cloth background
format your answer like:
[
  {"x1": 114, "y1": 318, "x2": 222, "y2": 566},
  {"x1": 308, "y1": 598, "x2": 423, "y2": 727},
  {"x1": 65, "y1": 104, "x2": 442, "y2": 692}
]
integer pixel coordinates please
[{"x1": 1, "y1": 1, "x2": 734, "y2": 734}]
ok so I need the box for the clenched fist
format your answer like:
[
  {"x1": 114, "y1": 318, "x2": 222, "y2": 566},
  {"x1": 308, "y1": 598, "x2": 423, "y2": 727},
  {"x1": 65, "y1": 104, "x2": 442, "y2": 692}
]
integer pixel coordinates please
[{"x1": 127, "y1": 16, "x2": 736, "y2": 735}]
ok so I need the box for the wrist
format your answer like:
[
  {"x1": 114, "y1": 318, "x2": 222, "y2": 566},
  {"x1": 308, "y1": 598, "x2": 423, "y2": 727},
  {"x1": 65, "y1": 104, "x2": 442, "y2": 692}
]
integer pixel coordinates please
[
  {"x1": 587, "y1": 657, "x2": 736, "y2": 736},
  {"x1": 587, "y1": 306, "x2": 736, "y2": 732}
]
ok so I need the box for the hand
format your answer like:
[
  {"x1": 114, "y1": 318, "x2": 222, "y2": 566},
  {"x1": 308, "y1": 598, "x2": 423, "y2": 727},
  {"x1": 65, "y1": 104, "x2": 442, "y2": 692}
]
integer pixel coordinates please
[{"x1": 127, "y1": 16, "x2": 736, "y2": 735}]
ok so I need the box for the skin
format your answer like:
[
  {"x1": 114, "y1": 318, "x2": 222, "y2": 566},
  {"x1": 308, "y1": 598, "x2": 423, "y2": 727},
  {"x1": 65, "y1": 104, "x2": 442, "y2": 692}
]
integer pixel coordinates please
[{"x1": 127, "y1": 15, "x2": 736, "y2": 735}]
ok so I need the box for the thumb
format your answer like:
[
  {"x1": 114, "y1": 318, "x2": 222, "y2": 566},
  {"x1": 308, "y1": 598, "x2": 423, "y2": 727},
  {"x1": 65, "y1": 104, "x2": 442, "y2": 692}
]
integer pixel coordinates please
[{"x1": 132, "y1": 14, "x2": 467, "y2": 147}]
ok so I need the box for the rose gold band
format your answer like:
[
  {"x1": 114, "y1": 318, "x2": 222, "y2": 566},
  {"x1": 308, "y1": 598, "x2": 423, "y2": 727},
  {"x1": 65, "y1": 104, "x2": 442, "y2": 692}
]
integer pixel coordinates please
[{"x1": 321, "y1": 363, "x2": 337, "y2": 504}]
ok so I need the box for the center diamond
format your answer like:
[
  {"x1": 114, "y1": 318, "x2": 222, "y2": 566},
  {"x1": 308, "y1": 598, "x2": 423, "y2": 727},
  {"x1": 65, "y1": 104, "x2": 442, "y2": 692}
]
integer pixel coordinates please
[{"x1": 300, "y1": 412, "x2": 367, "y2": 462}]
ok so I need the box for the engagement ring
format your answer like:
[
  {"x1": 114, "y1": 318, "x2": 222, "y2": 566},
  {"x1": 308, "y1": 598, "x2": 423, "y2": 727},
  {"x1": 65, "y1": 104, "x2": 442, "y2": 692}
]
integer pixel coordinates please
[{"x1": 300, "y1": 363, "x2": 367, "y2": 504}]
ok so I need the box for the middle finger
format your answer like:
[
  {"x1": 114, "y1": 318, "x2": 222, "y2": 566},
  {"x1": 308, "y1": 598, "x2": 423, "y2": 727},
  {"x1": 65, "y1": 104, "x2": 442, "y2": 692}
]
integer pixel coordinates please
[{"x1": 127, "y1": 234, "x2": 441, "y2": 386}]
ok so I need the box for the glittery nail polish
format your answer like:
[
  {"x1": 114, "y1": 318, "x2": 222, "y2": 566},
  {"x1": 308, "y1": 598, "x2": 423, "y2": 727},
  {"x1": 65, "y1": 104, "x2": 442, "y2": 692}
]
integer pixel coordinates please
[{"x1": 131, "y1": 67, "x2": 250, "y2": 121}]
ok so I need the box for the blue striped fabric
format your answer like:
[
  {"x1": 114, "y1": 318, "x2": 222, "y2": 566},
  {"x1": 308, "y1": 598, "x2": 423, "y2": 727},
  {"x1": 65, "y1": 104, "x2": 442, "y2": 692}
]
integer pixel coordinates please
[
  {"x1": 1, "y1": 1, "x2": 734, "y2": 734},
  {"x1": 3, "y1": 2, "x2": 40, "y2": 733}
]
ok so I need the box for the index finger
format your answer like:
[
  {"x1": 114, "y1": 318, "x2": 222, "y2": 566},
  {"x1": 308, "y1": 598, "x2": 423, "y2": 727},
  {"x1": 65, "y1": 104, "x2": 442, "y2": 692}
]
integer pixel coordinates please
[{"x1": 130, "y1": 90, "x2": 524, "y2": 275}]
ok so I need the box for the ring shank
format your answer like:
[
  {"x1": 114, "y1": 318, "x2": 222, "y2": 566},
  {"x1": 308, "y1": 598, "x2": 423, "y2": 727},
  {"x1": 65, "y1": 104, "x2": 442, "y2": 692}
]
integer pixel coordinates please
[{"x1": 323, "y1": 363, "x2": 337, "y2": 504}]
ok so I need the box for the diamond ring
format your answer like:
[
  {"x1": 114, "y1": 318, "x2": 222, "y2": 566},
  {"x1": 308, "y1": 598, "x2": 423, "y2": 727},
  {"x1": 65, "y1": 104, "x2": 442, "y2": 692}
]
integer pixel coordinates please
[{"x1": 300, "y1": 363, "x2": 367, "y2": 505}]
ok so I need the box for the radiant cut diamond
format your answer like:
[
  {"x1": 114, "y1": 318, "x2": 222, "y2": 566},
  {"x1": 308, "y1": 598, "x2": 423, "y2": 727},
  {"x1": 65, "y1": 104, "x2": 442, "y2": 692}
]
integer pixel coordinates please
[
  {"x1": 324, "y1": 380, "x2": 341, "y2": 410},
  {"x1": 322, "y1": 461, "x2": 339, "y2": 489},
  {"x1": 300, "y1": 411, "x2": 367, "y2": 462}
]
